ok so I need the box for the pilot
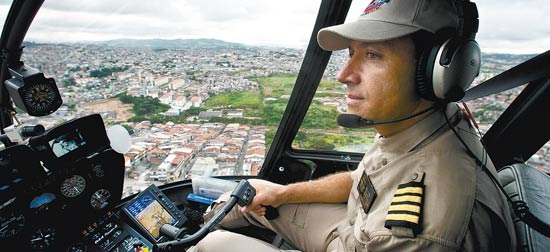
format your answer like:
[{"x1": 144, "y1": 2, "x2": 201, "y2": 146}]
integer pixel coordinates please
[{"x1": 191, "y1": 0, "x2": 517, "y2": 251}]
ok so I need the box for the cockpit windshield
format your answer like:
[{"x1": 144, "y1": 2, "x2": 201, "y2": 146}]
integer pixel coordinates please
[
  {"x1": 17, "y1": 0, "x2": 322, "y2": 198},
  {"x1": 7, "y1": 0, "x2": 550, "y2": 198},
  {"x1": 1, "y1": 1, "x2": 550, "y2": 252}
]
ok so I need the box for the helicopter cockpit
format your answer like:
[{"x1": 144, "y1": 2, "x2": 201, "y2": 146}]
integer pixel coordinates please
[{"x1": 1, "y1": 0, "x2": 549, "y2": 251}]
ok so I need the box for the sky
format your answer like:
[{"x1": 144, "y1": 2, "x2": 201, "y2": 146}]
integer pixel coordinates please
[{"x1": 0, "y1": 0, "x2": 548, "y2": 54}]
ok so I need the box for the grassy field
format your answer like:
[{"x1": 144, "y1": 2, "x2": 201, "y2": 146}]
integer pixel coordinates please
[
  {"x1": 205, "y1": 91, "x2": 262, "y2": 109},
  {"x1": 251, "y1": 74, "x2": 372, "y2": 151},
  {"x1": 253, "y1": 74, "x2": 342, "y2": 98},
  {"x1": 252, "y1": 74, "x2": 296, "y2": 98},
  {"x1": 318, "y1": 79, "x2": 343, "y2": 93},
  {"x1": 120, "y1": 73, "x2": 373, "y2": 152}
]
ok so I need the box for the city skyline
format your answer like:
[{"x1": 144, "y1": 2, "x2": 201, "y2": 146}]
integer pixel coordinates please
[{"x1": 17, "y1": 38, "x2": 550, "y2": 192}]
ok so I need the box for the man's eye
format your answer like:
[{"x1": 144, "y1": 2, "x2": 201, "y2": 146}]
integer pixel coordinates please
[{"x1": 366, "y1": 52, "x2": 379, "y2": 59}]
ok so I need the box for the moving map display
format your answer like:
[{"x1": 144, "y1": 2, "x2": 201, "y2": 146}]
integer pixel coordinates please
[{"x1": 123, "y1": 190, "x2": 176, "y2": 240}]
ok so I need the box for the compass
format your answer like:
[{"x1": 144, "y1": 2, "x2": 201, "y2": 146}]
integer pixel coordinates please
[
  {"x1": 20, "y1": 81, "x2": 62, "y2": 115},
  {"x1": 5, "y1": 65, "x2": 62, "y2": 116}
]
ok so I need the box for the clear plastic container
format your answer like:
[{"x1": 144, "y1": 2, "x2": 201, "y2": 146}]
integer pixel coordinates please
[{"x1": 191, "y1": 176, "x2": 238, "y2": 199}]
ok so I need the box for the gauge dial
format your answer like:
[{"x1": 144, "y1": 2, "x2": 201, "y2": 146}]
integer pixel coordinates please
[
  {"x1": 60, "y1": 175, "x2": 86, "y2": 198},
  {"x1": 30, "y1": 226, "x2": 56, "y2": 251},
  {"x1": 90, "y1": 189, "x2": 111, "y2": 210},
  {"x1": 0, "y1": 210, "x2": 25, "y2": 239},
  {"x1": 20, "y1": 79, "x2": 62, "y2": 116}
]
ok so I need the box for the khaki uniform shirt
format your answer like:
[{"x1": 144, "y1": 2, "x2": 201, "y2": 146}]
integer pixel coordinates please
[{"x1": 338, "y1": 103, "x2": 517, "y2": 252}]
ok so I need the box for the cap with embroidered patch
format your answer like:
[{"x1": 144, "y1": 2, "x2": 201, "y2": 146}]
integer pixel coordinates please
[{"x1": 317, "y1": 0, "x2": 459, "y2": 51}]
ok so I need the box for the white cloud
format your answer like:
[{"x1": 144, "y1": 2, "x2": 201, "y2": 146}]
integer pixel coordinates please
[
  {"x1": 20, "y1": 0, "x2": 319, "y2": 48},
  {"x1": 0, "y1": 0, "x2": 547, "y2": 53},
  {"x1": 476, "y1": 0, "x2": 550, "y2": 53}
]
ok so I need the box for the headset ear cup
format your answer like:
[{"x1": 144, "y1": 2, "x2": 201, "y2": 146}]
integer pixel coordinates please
[
  {"x1": 416, "y1": 49, "x2": 437, "y2": 101},
  {"x1": 432, "y1": 38, "x2": 481, "y2": 101}
]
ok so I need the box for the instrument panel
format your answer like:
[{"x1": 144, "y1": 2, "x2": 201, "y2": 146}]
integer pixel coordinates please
[
  {"x1": 0, "y1": 114, "x2": 152, "y2": 251},
  {"x1": 0, "y1": 146, "x2": 129, "y2": 251}
]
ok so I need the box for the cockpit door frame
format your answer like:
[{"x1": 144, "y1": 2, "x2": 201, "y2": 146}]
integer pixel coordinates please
[
  {"x1": 260, "y1": 0, "x2": 354, "y2": 182},
  {"x1": 0, "y1": 0, "x2": 45, "y2": 130}
]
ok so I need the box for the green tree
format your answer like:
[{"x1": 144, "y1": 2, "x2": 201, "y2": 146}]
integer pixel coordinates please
[
  {"x1": 118, "y1": 93, "x2": 133, "y2": 104},
  {"x1": 262, "y1": 100, "x2": 287, "y2": 126},
  {"x1": 89, "y1": 66, "x2": 128, "y2": 78},
  {"x1": 118, "y1": 94, "x2": 170, "y2": 120},
  {"x1": 301, "y1": 105, "x2": 339, "y2": 129},
  {"x1": 63, "y1": 77, "x2": 76, "y2": 87}
]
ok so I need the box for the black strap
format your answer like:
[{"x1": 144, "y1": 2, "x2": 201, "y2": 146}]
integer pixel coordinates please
[
  {"x1": 481, "y1": 161, "x2": 550, "y2": 238},
  {"x1": 512, "y1": 201, "x2": 550, "y2": 237},
  {"x1": 462, "y1": 50, "x2": 550, "y2": 101}
]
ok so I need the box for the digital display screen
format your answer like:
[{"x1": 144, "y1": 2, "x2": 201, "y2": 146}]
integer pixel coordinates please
[
  {"x1": 48, "y1": 129, "x2": 87, "y2": 157},
  {"x1": 124, "y1": 191, "x2": 176, "y2": 240}
]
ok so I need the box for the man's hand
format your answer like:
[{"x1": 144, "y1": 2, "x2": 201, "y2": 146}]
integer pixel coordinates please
[
  {"x1": 241, "y1": 179, "x2": 285, "y2": 216},
  {"x1": 240, "y1": 172, "x2": 353, "y2": 217}
]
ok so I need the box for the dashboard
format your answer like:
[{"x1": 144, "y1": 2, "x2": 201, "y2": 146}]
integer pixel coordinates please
[{"x1": 0, "y1": 114, "x2": 188, "y2": 252}]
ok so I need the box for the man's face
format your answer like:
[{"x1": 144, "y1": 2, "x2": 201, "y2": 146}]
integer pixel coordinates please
[{"x1": 337, "y1": 36, "x2": 421, "y2": 126}]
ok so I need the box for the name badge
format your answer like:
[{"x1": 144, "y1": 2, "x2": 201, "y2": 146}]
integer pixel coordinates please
[{"x1": 357, "y1": 171, "x2": 377, "y2": 214}]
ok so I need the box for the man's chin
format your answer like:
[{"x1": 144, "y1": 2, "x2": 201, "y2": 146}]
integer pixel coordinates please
[{"x1": 345, "y1": 109, "x2": 362, "y2": 117}]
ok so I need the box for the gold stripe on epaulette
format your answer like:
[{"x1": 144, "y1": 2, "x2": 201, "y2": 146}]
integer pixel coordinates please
[
  {"x1": 395, "y1": 186, "x2": 423, "y2": 195},
  {"x1": 392, "y1": 195, "x2": 422, "y2": 203},
  {"x1": 386, "y1": 214, "x2": 420, "y2": 224},
  {"x1": 385, "y1": 180, "x2": 425, "y2": 235},
  {"x1": 388, "y1": 204, "x2": 421, "y2": 213}
]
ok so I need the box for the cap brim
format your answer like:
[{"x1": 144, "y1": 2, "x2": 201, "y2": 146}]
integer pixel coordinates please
[{"x1": 317, "y1": 21, "x2": 421, "y2": 51}]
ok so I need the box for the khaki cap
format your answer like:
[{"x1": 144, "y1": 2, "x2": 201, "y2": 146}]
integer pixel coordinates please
[{"x1": 317, "y1": 0, "x2": 460, "y2": 51}]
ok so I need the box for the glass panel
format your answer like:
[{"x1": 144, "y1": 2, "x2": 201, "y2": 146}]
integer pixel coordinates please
[
  {"x1": 18, "y1": 0, "x2": 318, "y2": 197},
  {"x1": 293, "y1": 0, "x2": 545, "y2": 154},
  {"x1": 528, "y1": 140, "x2": 550, "y2": 174},
  {"x1": 0, "y1": 1, "x2": 9, "y2": 25},
  {"x1": 293, "y1": 51, "x2": 375, "y2": 153}
]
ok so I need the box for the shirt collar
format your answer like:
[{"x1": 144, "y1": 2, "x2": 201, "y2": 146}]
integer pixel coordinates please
[{"x1": 375, "y1": 103, "x2": 460, "y2": 154}]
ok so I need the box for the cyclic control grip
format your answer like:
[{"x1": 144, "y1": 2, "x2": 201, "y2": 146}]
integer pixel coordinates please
[{"x1": 232, "y1": 180, "x2": 279, "y2": 220}]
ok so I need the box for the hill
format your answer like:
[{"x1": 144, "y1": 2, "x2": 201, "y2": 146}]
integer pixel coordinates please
[{"x1": 96, "y1": 38, "x2": 251, "y2": 50}]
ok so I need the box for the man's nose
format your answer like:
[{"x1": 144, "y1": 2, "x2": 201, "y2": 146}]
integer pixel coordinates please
[{"x1": 337, "y1": 60, "x2": 360, "y2": 86}]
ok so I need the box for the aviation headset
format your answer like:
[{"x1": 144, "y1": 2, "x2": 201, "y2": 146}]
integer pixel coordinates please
[{"x1": 415, "y1": 0, "x2": 481, "y2": 102}]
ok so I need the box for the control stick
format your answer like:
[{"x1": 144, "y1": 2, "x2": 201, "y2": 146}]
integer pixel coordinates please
[{"x1": 154, "y1": 180, "x2": 279, "y2": 252}]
